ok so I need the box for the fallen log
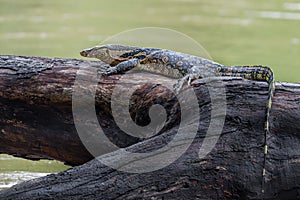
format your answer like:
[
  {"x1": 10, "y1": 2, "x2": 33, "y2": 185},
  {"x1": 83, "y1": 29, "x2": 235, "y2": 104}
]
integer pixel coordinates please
[
  {"x1": 0, "y1": 55, "x2": 143, "y2": 165},
  {"x1": 0, "y1": 55, "x2": 299, "y2": 199}
]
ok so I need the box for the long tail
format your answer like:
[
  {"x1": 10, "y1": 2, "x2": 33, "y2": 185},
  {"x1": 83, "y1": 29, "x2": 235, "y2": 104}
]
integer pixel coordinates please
[
  {"x1": 262, "y1": 71, "x2": 275, "y2": 195},
  {"x1": 216, "y1": 65, "x2": 275, "y2": 194}
]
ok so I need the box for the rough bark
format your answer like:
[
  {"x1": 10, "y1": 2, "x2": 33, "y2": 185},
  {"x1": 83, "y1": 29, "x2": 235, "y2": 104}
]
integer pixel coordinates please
[
  {"x1": 0, "y1": 55, "x2": 143, "y2": 165},
  {"x1": 0, "y1": 55, "x2": 300, "y2": 199}
]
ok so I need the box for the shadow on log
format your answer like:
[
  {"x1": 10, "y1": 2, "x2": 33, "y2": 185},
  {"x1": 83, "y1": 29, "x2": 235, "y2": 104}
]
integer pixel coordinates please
[{"x1": 0, "y1": 55, "x2": 300, "y2": 199}]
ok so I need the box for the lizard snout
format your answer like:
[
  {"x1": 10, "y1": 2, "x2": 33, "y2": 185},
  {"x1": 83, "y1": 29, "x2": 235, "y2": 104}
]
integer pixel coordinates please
[{"x1": 80, "y1": 50, "x2": 88, "y2": 57}]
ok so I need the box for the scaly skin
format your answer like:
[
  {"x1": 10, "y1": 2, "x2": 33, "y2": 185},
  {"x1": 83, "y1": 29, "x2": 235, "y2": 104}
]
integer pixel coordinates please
[{"x1": 80, "y1": 44, "x2": 275, "y2": 195}]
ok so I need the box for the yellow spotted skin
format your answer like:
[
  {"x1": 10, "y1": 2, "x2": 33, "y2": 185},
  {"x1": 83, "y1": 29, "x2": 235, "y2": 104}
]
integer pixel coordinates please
[{"x1": 80, "y1": 44, "x2": 275, "y2": 195}]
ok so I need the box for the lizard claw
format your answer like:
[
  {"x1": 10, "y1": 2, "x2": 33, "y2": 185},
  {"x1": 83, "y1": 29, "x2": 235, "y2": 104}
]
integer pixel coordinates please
[
  {"x1": 187, "y1": 76, "x2": 193, "y2": 86},
  {"x1": 173, "y1": 74, "x2": 197, "y2": 94},
  {"x1": 173, "y1": 75, "x2": 190, "y2": 94}
]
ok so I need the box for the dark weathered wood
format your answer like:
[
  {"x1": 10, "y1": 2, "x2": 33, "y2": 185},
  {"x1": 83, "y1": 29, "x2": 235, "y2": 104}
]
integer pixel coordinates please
[
  {"x1": 0, "y1": 56, "x2": 300, "y2": 199},
  {"x1": 0, "y1": 55, "x2": 144, "y2": 165}
]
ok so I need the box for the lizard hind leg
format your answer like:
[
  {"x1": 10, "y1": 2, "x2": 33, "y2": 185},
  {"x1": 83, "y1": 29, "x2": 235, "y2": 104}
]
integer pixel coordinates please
[{"x1": 173, "y1": 73, "x2": 198, "y2": 94}]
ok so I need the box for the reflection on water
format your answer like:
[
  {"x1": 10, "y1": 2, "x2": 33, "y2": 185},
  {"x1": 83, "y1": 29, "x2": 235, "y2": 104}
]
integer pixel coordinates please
[
  {"x1": 291, "y1": 38, "x2": 300, "y2": 45},
  {"x1": 252, "y1": 11, "x2": 300, "y2": 20},
  {"x1": 3, "y1": 32, "x2": 50, "y2": 39},
  {"x1": 284, "y1": 3, "x2": 300, "y2": 11},
  {"x1": 0, "y1": 171, "x2": 50, "y2": 191},
  {"x1": 249, "y1": 2, "x2": 300, "y2": 20}
]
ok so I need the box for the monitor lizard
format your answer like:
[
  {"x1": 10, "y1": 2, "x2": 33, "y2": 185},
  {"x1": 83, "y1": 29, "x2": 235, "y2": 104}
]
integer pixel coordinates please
[{"x1": 80, "y1": 44, "x2": 275, "y2": 195}]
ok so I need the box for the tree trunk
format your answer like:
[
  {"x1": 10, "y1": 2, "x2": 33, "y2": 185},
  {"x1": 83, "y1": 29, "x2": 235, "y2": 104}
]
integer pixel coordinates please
[{"x1": 0, "y1": 55, "x2": 299, "y2": 199}]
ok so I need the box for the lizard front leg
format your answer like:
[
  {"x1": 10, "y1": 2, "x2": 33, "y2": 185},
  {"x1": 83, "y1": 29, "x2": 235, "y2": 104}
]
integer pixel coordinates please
[{"x1": 100, "y1": 58, "x2": 139, "y2": 76}]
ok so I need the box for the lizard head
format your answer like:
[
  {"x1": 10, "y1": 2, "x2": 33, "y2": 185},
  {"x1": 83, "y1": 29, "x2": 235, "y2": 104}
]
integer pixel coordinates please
[{"x1": 80, "y1": 44, "x2": 139, "y2": 65}]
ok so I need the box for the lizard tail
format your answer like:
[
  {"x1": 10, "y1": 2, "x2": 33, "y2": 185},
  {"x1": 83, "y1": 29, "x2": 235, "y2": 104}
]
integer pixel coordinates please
[
  {"x1": 217, "y1": 65, "x2": 275, "y2": 195},
  {"x1": 262, "y1": 71, "x2": 275, "y2": 195}
]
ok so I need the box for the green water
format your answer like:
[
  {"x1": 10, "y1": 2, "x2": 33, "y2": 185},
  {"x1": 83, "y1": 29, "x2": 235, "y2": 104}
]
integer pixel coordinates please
[
  {"x1": 0, "y1": 0, "x2": 299, "y2": 81},
  {"x1": 0, "y1": 154, "x2": 69, "y2": 190},
  {"x1": 0, "y1": 0, "x2": 299, "y2": 191}
]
